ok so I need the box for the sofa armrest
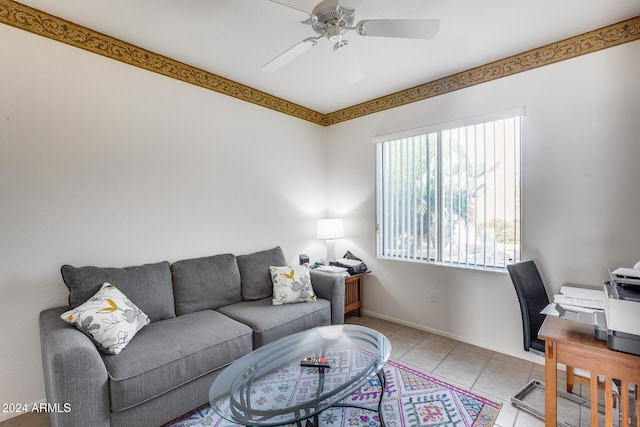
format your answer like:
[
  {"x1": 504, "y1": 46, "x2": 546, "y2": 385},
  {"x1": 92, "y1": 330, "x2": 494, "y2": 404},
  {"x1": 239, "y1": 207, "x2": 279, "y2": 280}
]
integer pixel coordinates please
[
  {"x1": 310, "y1": 270, "x2": 345, "y2": 325},
  {"x1": 40, "y1": 307, "x2": 110, "y2": 427}
]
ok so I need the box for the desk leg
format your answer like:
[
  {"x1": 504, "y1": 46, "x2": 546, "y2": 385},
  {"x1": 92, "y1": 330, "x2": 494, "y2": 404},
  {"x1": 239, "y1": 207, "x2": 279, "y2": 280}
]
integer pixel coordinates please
[
  {"x1": 357, "y1": 277, "x2": 363, "y2": 317},
  {"x1": 590, "y1": 374, "x2": 598, "y2": 426},
  {"x1": 566, "y1": 366, "x2": 575, "y2": 393},
  {"x1": 621, "y1": 380, "x2": 630, "y2": 427},
  {"x1": 545, "y1": 340, "x2": 557, "y2": 427},
  {"x1": 605, "y1": 377, "x2": 614, "y2": 427}
]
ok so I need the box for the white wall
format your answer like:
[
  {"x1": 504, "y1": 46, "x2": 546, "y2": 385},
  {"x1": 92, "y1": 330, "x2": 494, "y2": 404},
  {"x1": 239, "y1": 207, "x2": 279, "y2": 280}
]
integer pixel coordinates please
[
  {"x1": 2, "y1": 17, "x2": 639, "y2": 419},
  {"x1": 325, "y1": 40, "x2": 640, "y2": 360},
  {"x1": 0, "y1": 24, "x2": 328, "y2": 418}
]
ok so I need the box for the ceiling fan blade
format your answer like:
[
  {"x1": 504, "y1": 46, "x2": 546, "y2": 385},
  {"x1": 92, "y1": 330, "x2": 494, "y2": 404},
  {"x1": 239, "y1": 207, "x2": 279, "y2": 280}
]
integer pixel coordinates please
[
  {"x1": 334, "y1": 44, "x2": 363, "y2": 83},
  {"x1": 268, "y1": 0, "x2": 317, "y2": 16},
  {"x1": 357, "y1": 19, "x2": 440, "y2": 40},
  {"x1": 260, "y1": 38, "x2": 318, "y2": 72}
]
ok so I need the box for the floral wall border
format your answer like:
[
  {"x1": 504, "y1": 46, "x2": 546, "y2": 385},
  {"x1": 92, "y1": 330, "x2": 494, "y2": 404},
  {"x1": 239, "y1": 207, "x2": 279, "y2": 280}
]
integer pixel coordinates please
[
  {"x1": 324, "y1": 15, "x2": 640, "y2": 126},
  {"x1": 1, "y1": 0, "x2": 639, "y2": 127},
  {"x1": 0, "y1": 0, "x2": 325, "y2": 125}
]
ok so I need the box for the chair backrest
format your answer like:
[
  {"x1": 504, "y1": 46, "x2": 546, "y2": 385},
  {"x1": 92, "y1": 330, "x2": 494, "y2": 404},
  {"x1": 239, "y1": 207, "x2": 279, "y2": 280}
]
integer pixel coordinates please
[{"x1": 507, "y1": 260, "x2": 550, "y2": 353}]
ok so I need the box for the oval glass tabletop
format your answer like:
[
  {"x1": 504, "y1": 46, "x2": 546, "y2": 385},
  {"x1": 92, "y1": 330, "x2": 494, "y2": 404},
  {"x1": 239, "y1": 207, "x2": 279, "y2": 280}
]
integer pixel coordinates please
[{"x1": 209, "y1": 324, "x2": 391, "y2": 427}]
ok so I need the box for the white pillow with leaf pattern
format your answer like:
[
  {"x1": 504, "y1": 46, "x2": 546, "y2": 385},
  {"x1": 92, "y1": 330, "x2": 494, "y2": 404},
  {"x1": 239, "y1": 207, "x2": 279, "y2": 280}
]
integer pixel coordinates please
[
  {"x1": 269, "y1": 264, "x2": 317, "y2": 305},
  {"x1": 61, "y1": 282, "x2": 149, "y2": 355}
]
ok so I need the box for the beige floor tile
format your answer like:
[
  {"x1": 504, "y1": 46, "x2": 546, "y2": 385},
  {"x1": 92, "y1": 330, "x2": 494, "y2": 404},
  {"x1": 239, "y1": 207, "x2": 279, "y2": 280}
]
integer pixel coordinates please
[
  {"x1": 494, "y1": 398, "x2": 519, "y2": 427},
  {"x1": 492, "y1": 352, "x2": 535, "y2": 370},
  {"x1": 387, "y1": 330, "x2": 424, "y2": 360},
  {"x1": 457, "y1": 341, "x2": 495, "y2": 358},
  {"x1": 434, "y1": 346, "x2": 492, "y2": 388},
  {"x1": 360, "y1": 318, "x2": 402, "y2": 337},
  {"x1": 529, "y1": 367, "x2": 570, "y2": 394},
  {"x1": 394, "y1": 324, "x2": 430, "y2": 337},
  {"x1": 531, "y1": 362, "x2": 545, "y2": 374},
  {"x1": 424, "y1": 332, "x2": 460, "y2": 347},
  {"x1": 473, "y1": 358, "x2": 533, "y2": 402},
  {"x1": 398, "y1": 335, "x2": 457, "y2": 372},
  {"x1": 513, "y1": 408, "x2": 545, "y2": 426}
]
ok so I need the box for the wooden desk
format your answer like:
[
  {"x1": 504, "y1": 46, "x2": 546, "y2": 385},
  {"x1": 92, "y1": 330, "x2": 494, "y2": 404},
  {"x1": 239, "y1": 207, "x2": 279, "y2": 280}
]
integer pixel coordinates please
[
  {"x1": 538, "y1": 316, "x2": 640, "y2": 427},
  {"x1": 343, "y1": 271, "x2": 370, "y2": 316}
]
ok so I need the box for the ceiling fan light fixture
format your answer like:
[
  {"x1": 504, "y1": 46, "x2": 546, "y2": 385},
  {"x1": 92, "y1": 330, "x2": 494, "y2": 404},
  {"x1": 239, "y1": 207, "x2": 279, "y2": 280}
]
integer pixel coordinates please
[
  {"x1": 333, "y1": 38, "x2": 349, "y2": 51},
  {"x1": 327, "y1": 23, "x2": 344, "y2": 42},
  {"x1": 334, "y1": 41, "x2": 363, "y2": 83}
]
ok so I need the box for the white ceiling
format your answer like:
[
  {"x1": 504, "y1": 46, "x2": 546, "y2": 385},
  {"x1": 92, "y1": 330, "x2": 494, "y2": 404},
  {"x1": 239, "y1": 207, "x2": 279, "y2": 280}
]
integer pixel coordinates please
[{"x1": 16, "y1": 0, "x2": 640, "y2": 114}]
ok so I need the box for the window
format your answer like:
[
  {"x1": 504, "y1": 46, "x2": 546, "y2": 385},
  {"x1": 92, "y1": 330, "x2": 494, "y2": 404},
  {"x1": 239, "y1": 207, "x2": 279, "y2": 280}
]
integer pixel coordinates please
[{"x1": 375, "y1": 107, "x2": 523, "y2": 269}]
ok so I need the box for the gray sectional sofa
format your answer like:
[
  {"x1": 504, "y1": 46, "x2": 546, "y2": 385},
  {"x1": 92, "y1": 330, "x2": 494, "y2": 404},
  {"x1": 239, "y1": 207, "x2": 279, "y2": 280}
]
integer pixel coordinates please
[{"x1": 39, "y1": 246, "x2": 345, "y2": 427}]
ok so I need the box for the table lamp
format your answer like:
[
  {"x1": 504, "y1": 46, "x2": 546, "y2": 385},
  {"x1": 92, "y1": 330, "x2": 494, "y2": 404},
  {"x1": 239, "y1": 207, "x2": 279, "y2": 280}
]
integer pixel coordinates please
[{"x1": 317, "y1": 218, "x2": 344, "y2": 262}]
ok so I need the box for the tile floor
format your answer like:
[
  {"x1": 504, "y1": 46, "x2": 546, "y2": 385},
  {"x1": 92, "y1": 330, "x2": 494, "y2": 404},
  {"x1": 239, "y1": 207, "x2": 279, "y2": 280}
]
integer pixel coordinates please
[
  {"x1": 345, "y1": 314, "x2": 551, "y2": 427},
  {"x1": 2, "y1": 314, "x2": 599, "y2": 427},
  {"x1": 345, "y1": 314, "x2": 627, "y2": 427}
]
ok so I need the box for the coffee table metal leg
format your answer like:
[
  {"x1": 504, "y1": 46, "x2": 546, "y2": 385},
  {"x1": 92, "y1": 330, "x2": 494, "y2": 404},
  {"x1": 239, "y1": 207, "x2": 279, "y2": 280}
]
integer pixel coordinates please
[
  {"x1": 377, "y1": 368, "x2": 387, "y2": 427},
  {"x1": 331, "y1": 366, "x2": 387, "y2": 427},
  {"x1": 295, "y1": 415, "x2": 317, "y2": 427}
]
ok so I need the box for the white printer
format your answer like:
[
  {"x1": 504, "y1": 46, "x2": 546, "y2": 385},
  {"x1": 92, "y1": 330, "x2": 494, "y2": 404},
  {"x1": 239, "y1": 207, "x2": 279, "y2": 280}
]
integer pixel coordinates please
[{"x1": 598, "y1": 268, "x2": 640, "y2": 356}]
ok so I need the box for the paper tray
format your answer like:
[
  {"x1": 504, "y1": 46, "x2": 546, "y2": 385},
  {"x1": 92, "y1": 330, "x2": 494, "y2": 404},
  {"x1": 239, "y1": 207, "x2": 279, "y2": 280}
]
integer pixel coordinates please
[{"x1": 541, "y1": 303, "x2": 597, "y2": 325}]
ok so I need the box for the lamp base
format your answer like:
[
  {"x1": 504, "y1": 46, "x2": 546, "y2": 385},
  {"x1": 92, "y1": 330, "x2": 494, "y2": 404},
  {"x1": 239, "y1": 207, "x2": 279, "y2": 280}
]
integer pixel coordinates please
[{"x1": 325, "y1": 240, "x2": 337, "y2": 263}]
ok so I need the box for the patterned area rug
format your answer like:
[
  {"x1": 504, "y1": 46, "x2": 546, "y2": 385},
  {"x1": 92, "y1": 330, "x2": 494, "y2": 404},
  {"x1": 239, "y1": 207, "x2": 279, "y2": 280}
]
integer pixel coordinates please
[{"x1": 166, "y1": 359, "x2": 501, "y2": 427}]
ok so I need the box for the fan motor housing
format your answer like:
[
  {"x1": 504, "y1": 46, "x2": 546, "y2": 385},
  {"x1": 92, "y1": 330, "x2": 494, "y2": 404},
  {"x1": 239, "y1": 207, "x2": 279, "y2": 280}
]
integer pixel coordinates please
[{"x1": 311, "y1": 0, "x2": 355, "y2": 39}]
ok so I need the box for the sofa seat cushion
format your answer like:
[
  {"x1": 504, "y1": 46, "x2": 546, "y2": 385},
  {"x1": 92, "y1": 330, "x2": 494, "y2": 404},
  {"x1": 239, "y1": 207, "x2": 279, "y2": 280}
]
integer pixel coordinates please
[
  {"x1": 217, "y1": 297, "x2": 331, "y2": 348},
  {"x1": 102, "y1": 310, "x2": 252, "y2": 412}
]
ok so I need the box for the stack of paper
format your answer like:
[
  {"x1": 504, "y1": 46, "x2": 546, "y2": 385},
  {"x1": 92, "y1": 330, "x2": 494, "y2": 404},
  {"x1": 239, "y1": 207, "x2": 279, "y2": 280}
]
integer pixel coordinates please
[
  {"x1": 554, "y1": 286, "x2": 604, "y2": 312},
  {"x1": 315, "y1": 265, "x2": 349, "y2": 275},
  {"x1": 541, "y1": 285, "x2": 604, "y2": 322}
]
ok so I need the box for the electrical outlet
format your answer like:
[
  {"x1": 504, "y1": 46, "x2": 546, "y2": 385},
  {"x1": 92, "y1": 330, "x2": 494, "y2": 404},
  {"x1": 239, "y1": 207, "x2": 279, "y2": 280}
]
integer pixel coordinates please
[{"x1": 430, "y1": 290, "x2": 439, "y2": 304}]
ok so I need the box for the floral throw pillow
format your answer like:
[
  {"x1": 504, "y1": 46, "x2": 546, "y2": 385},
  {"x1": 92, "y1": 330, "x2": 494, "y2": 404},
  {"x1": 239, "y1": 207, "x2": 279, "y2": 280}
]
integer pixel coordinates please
[
  {"x1": 61, "y1": 282, "x2": 150, "y2": 355},
  {"x1": 269, "y1": 264, "x2": 317, "y2": 305}
]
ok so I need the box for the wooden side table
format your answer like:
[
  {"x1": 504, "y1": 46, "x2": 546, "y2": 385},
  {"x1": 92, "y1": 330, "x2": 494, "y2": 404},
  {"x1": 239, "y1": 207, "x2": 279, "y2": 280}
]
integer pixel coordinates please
[{"x1": 344, "y1": 271, "x2": 370, "y2": 317}]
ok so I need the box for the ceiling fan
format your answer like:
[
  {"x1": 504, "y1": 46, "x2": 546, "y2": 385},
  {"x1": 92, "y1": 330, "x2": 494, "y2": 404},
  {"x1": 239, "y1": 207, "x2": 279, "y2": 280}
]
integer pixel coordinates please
[{"x1": 262, "y1": 0, "x2": 440, "y2": 82}]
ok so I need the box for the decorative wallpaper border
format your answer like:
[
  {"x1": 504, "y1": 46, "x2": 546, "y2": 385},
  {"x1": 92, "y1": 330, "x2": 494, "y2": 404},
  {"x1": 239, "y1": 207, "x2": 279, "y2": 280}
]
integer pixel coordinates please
[
  {"x1": 0, "y1": 0, "x2": 325, "y2": 125},
  {"x1": 323, "y1": 15, "x2": 640, "y2": 126},
  {"x1": 1, "y1": 0, "x2": 639, "y2": 127}
]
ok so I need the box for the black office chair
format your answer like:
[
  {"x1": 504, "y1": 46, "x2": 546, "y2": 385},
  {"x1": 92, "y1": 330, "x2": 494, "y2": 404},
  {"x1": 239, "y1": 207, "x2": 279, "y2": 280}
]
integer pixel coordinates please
[
  {"x1": 508, "y1": 260, "x2": 592, "y2": 424},
  {"x1": 508, "y1": 260, "x2": 549, "y2": 355}
]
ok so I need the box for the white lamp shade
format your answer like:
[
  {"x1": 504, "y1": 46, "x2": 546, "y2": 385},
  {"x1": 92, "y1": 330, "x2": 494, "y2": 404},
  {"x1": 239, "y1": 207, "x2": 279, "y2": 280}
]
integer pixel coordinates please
[{"x1": 317, "y1": 218, "x2": 344, "y2": 240}]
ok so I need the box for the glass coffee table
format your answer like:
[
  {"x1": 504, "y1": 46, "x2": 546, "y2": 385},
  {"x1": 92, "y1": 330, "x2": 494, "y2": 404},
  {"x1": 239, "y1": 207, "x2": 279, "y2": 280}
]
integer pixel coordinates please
[{"x1": 209, "y1": 324, "x2": 391, "y2": 427}]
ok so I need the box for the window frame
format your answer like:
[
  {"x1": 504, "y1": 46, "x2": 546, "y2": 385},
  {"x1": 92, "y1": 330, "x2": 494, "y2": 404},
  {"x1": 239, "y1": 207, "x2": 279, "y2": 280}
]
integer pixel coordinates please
[{"x1": 374, "y1": 106, "x2": 524, "y2": 271}]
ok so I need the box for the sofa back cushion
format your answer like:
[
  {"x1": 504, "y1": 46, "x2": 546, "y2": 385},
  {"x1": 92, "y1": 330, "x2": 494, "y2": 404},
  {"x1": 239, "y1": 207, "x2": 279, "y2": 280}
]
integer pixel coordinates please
[
  {"x1": 236, "y1": 246, "x2": 287, "y2": 301},
  {"x1": 171, "y1": 254, "x2": 242, "y2": 315},
  {"x1": 61, "y1": 261, "x2": 175, "y2": 322}
]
